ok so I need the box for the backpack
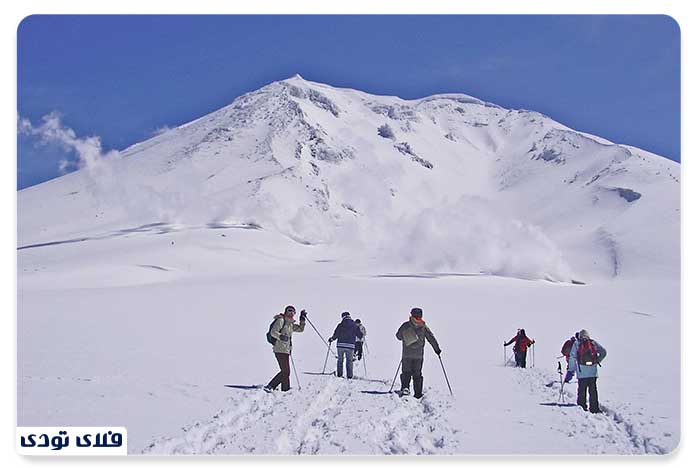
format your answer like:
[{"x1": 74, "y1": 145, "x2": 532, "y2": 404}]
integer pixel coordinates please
[
  {"x1": 577, "y1": 338, "x2": 598, "y2": 366},
  {"x1": 266, "y1": 317, "x2": 282, "y2": 345},
  {"x1": 561, "y1": 337, "x2": 575, "y2": 358}
]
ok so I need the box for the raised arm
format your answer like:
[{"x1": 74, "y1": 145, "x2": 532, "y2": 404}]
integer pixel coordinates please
[{"x1": 292, "y1": 320, "x2": 305, "y2": 332}]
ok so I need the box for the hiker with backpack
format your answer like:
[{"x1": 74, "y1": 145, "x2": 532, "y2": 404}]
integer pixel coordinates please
[
  {"x1": 264, "y1": 305, "x2": 306, "y2": 392},
  {"x1": 354, "y1": 319, "x2": 367, "y2": 361},
  {"x1": 561, "y1": 333, "x2": 578, "y2": 363},
  {"x1": 560, "y1": 332, "x2": 579, "y2": 382},
  {"x1": 504, "y1": 328, "x2": 535, "y2": 368},
  {"x1": 328, "y1": 312, "x2": 363, "y2": 379},
  {"x1": 395, "y1": 307, "x2": 441, "y2": 398},
  {"x1": 565, "y1": 329, "x2": 607, "y2": 413}
]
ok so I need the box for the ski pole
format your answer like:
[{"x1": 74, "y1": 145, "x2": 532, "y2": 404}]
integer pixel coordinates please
[
  {"x1": 503, "y1": 342, "x2": 506, "y2": 367},
  {"x1": 363, "y1": 350, "x2": 368, "y2": 377},
  {"x1": 438, "y1": 355, "x2": 454, "y2": 396},
  {"x1": 321, "y1": 341, "x2": 333, "y2": 374},
  {"x1": 305, "y1": 316, "x2": 337, "y2": 358},
  {"x1": 290, "y1": 353, "x2": 301, "y2": 391},
  {"x1": 557, "y1": 361, "x2": 564, "y2": 403},
  {"x1": 389, "y1": 359, "x2": 402, "y2": 392}
]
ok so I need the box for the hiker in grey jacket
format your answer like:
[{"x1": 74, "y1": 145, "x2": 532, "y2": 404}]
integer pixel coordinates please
[
  {"x1": 265, "y1": 305, "x2": 306, "y2": 392},
  {"x1": 354, "y1": 319, "x2": 367, "y2": 361},
  {"x1": 395, "y1": 307, "x2": 441, "y2": 398},
  {"x1": 566, "y1": 329, "x2": 607, "y2": 413}
]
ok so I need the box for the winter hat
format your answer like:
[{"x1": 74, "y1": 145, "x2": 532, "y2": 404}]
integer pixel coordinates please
[
  {"x1": 284, "y1": 305, "x2": 296, "y2": 314},
  {"x1": 341, "y1": 311, "x2": 351, "y2": 318},
  {"x1": 355, "y1": 319, "x2": 361, "y2": 324},
  {"x1": 578, "y1": 329, "x2": 590, "y2": 340},
  {"x1": 410, "y1": 307, "x2": 423, "y2": 318}
]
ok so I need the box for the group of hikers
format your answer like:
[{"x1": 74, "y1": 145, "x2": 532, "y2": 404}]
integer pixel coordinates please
[
  {"x1": 264, "y1": 305, "x2": 440, "y2": 399},
  {"x1": 504, "y1": 327, "x2": 608, "y2": 413},
  {"x1": 263, "y1": 305, "x2": 607, "y2": 412}
]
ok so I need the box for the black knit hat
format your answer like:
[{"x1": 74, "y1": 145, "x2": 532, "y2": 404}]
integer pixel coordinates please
[
  {"x1": 410, "y1": 307, "x2": 423, "y2": 318},
  {"x1": 355, "y1": 319, "x2": 361, "y2": 324},
  {"x1": 341, "y1": 311, "x2": 350, "y2": 318},
  {"x1": 284, "y1": 305, "x2": 296, "y2": 314}
]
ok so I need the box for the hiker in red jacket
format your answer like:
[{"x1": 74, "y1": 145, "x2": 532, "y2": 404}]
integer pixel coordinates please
[{"x1": 504, "y1": 328, "x2": 535, "y2": 368}]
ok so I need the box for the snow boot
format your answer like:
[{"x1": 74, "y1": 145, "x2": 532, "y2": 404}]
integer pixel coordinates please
[
  {"x1": 263, "y1": 386, "x2": 273, "y2": 393},
  {"x1": 398, "y1": 388, "x2": 410, "y2": 397},
  {"x1": 413, "y1": 375, "x2": 423, "y2": 399}
]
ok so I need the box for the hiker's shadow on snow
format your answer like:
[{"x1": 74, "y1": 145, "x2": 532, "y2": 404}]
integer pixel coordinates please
[{"x1": 224, "y1": 385, "x2": 261, "y2": 390}]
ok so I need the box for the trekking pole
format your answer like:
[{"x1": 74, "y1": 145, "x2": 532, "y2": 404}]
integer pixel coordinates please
[
  {"x1": 290, "y1": 353, "x2": 301, "y2": 391},
  {"x1": 557, "y1": 361, "x2": 564, "y2": 403},
  {"x1": 438, "y1": 355, "x2": 454, "y2": 396},
  {"x1": 363, "y1": 351, "x2": 368, "y2": 377},
  {"x1": 305, "y1": 316, "x2": 337, "y2": 358},
  {"x1": 388, "y1": 359, "x2": 402, "y2": 392},
  {"x1": 321, "y1": 341, "x2": 333, "y2": 374}
]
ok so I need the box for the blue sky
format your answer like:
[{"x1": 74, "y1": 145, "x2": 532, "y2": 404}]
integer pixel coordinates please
[{"x1": 17, "y1": 15, "x2": 680, "y2": 189}]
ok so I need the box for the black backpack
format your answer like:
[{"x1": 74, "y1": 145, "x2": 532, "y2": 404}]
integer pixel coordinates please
[{"x1": 266, "y1": 317, "x2": 282, "y2": 345}]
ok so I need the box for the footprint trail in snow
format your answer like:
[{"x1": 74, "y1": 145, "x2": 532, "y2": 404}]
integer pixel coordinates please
[{"x1": 142, "y1": 374, "x2": 459, "y2": 455}]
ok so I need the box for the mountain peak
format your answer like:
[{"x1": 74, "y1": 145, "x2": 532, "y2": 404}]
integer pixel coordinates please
[{"x1": 284, "y1": 73, "x2": 307, "y2": 83}]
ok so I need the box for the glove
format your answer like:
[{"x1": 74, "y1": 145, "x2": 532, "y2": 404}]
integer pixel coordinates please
[
  {"x1": 563, "y1": 371, "x2": 574, "y2": 383},
  {"x1": 299, "y1": 310, "x2": 307, "y2": 321},
  {"x1": 328, "y1": 337, "x2": 334, "y2": 343},
  {"x1": 280, "y1": 335, "x2": 289, "y2": 342},
  {"x1": 435, "y1": 349, "x2": 442, "y2": 356}
]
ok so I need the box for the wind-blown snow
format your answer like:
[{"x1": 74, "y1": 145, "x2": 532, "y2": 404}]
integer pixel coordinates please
[{"x1": 18, "y1": 75, "x2": 679, "y2": 282}]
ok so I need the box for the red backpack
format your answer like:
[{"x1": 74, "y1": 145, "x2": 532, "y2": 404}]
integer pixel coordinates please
[
  {"x1": 577, "y1": 338, "x2": 599, "y2": 366},
  {"x1": 561, "y1": 338, "x2": 575, "y2": 358}
]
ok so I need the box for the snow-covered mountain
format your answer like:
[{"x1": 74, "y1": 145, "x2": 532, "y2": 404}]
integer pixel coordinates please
[
  {"x1": 17, "y1": 76, "x2": 681, "y2": 455},
  {"x1": 18, "y1": 75, "x2": 680, "y2": 282}
]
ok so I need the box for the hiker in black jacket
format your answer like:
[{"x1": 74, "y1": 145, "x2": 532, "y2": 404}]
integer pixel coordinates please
[{"x1": 328, "y1": 311, "x2": 363, "y2": 379}]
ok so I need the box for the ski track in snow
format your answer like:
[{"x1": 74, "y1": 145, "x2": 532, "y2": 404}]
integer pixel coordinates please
[
  {"x1": 516, "y1": 367, "x2": 669, "y2": 454},
  {"x1": 141, "y1": 374, "x2": 458, "y2": 455}
]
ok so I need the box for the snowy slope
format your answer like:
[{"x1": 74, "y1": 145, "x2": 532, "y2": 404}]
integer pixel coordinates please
[
  {"x1": 17, "y1": 76, "x2": 680, "y2": 455},
  {"x1": 18, "y1": 75, "x2": 680, "y2": 282}
]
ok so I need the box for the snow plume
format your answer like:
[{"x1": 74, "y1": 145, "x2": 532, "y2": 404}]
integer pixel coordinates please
[
  {"x1": 373, "y1": 196, "x2": 574, "y2": 282},
  {"x1": 18, "y1": 112, "x2": 120, "y2": 175},
  {"x1": 18, "y1": 113, "x2": 203, "y2": 225}
]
